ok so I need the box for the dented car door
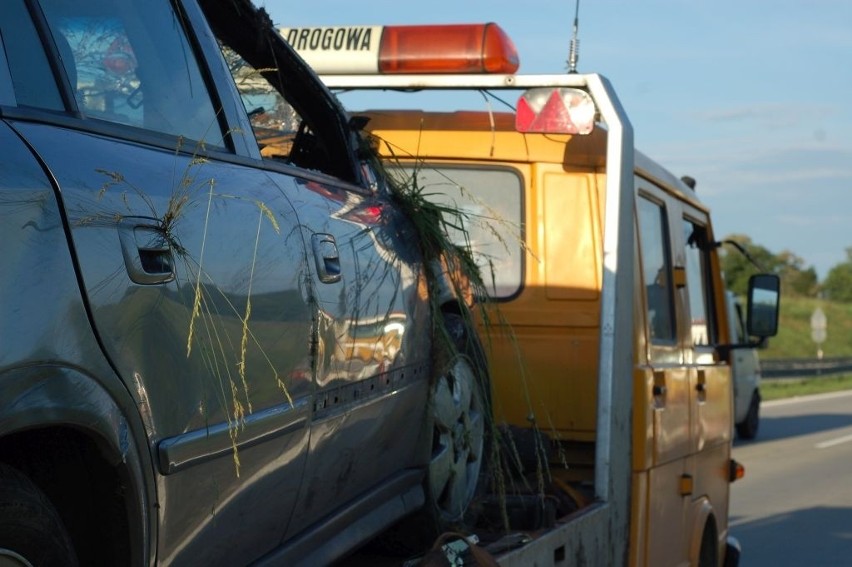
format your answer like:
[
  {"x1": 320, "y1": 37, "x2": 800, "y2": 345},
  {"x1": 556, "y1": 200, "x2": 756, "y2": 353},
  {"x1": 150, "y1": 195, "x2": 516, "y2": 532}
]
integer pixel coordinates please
[{"x1": 206, "y1": 12, "x2": 434, "y2": 541}]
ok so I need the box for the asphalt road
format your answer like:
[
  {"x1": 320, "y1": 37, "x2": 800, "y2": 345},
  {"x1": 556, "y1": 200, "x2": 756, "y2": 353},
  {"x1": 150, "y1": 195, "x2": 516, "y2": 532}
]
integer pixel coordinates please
[{"x1": 730, "y1": 390, "x2": 852, "y2": 566}]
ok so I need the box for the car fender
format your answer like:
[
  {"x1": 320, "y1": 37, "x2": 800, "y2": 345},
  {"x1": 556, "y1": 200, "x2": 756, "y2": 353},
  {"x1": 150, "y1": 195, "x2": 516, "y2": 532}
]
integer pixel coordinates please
[
  {"x1": 0, "y1": 363, "x2": 156, "y2": 566},
  {"x1": 429, "y1": 254, "x2": 475, "y2": 310}
]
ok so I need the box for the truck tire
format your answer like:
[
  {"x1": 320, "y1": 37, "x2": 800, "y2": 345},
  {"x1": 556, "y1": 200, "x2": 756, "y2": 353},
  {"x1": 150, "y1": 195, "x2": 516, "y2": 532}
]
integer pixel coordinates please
[
  {"x1": 736, "y1": 391, "x2": 760, "y2": 440},
  {"x1": 698, "y1": 520, "x2": 719, "y2": 567},
  {"x1": 0, "y1": 464, "x2": 79, "y2": 567}
]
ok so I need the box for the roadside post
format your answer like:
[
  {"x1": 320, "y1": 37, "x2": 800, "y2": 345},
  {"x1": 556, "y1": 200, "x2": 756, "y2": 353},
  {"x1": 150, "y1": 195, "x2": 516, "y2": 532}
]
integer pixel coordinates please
[{"x1": 811, "y1": 307, "x2": 827, "y2": 368}]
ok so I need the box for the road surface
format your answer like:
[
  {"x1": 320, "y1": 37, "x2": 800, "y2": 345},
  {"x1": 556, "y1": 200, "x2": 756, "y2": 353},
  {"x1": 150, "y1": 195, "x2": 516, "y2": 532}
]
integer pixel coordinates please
[{"x1": 730, "y1": 390, "x2": 852, "y2": 566}]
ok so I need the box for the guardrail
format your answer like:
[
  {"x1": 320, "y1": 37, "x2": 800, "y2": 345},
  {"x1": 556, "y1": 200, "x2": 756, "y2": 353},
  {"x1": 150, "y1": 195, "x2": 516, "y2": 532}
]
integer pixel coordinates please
[{"x1": 761, "y1": 356, "x2": 852, "y2": 379}]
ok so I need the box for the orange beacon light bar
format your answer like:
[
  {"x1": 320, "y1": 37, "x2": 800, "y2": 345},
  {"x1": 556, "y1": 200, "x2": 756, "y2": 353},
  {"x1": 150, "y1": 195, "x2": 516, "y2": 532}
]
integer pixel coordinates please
[{"x1": 280, "y1": 23, "x2": 519, "y2": 75}]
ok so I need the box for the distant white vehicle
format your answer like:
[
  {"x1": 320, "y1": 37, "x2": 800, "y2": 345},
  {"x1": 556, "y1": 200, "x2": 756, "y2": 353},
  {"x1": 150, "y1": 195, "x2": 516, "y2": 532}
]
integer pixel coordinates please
[{"x1": 727, "y1": 291, "x2": 762, "y2": 439}]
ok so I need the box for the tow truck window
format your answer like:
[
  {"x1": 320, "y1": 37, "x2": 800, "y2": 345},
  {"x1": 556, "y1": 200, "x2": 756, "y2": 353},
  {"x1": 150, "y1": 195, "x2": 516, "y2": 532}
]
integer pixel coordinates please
[
  {"x1": 683, "y1": 219, "x2": 716, "y2": 348},
  {"x1": 393, "y1": 165, "x2": 523, "y2": 299},
  {"x1": 638, "y1": 196, "x2": 675, "y2": 344},
  {"x1": 35, "y1": 0, "x2": 225, "y2": 147}
]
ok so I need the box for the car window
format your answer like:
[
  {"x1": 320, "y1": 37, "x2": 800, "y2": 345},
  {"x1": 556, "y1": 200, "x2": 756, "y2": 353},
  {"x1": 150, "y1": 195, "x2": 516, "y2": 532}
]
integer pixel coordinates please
[
  {"x1": 733, "y1": 301, "x2": 747, "y2": 342},
  {"x1": 213, "y1": 35, "x2": 358, "y2": 181},
  {"x1": 0, "y1": 1, "x2": 65, "y2": 111},
  {"x1": 32, "y1": 0, "x2": 225, "y2": 147},
  {"x1": 221, "y1": 45, "x2": 300, "y2": 159}
]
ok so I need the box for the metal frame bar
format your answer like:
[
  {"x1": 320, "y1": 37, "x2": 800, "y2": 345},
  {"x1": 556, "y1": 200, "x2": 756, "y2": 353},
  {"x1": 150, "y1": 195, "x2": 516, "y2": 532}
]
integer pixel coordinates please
[{"x1": 323, "y1": 72, "x2": 636, "y2": 560}]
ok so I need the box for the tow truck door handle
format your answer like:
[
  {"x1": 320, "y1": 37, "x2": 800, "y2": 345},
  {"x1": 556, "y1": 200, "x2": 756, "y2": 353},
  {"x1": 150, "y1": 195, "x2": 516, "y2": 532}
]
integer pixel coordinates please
[
  {"x1": 696, "y1": 370, "x2": 708, "y2": 401},
  {"x1": 311, "y1": 233, "x2": 341, "y2": 284}
]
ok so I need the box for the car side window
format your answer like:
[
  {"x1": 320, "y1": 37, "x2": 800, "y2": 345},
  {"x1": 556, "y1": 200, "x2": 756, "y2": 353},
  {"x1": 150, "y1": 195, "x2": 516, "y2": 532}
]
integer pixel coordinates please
[
  {"x1": 218, "y1": 41, "x2": 351, "y2": 180},
  {"x1": 733, "y1": 301, "x2": 747, "y2": 342},
  {"x1": 24, "y1": 0, "x2": 225, "y2": 147},
  {"x1": 638, "y1": 195, "x2": 676, "y2": 344},
  {"x1": 221, "y1": 45, "x2": 301, "y2": 161},
  {"x1": 0, "y1": 1, "x2": 65, "y2": 111}
]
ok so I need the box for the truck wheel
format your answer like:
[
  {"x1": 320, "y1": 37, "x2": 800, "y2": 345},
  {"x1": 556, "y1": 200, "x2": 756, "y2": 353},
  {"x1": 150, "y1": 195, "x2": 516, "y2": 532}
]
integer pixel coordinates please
[
  {"x1": 698, "y1": 519, "x2": 719, "y2": 567},
  {"x1": 736, "y1": 392, "x2": 760, "y2": 440},
  {"x1": 0, "y1": 464, "x2": 78, "y2": 567}
]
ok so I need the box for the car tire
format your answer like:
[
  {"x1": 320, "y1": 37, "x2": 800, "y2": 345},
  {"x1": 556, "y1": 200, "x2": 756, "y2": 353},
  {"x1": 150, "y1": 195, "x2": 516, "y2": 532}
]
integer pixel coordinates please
[
  {"x1": 736, "y1": 391, "x2": 760, "y2": 440},
  {"x1": 426, "y1": 312, "x2": 489, "y2": 524},
  {"x1": 0, "y1": 464, "x2": 79, "y2": 567},
  {"x1": 380, "y1": 312, "x2": 491, "y2": 554}
]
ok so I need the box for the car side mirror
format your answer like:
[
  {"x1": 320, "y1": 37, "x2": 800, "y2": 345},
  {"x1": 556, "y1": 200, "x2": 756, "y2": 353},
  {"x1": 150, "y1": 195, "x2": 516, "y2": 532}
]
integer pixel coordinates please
[{"x1": 746, "y1": 274, "x2": 780, "y2": 338}]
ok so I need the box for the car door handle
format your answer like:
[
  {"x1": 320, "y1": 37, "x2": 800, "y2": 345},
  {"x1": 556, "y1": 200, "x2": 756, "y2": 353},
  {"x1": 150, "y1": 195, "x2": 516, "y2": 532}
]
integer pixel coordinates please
[
  {"x1": 311, "y1": 233, "x2": 341, "y2": 284},
  {"x1": 117, "y1": 217, "x2": 175, "y2": 285}
]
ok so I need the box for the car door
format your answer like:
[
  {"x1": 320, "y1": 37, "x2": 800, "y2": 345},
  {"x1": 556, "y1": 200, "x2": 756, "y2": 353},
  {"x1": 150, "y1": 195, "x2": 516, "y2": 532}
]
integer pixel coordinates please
[
  {"x1": 210, "y1": 35, "x2": 433, "y2": 536},
  {"x1": 1, "y1": 0, "x2": 313, "y2": 563},
  {"x1": 275, "y1": 173, "x2": 431, "y2": 538},
  {"x1": 727, "y1": 292, "x2": 760, "y2": 424}
]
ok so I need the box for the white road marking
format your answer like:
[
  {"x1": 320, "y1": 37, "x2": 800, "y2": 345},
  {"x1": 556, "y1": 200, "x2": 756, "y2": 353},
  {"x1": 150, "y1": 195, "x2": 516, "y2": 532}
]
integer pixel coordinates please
[{"x1": 815, "y1": 433, "x2": 852, "y2": 450}]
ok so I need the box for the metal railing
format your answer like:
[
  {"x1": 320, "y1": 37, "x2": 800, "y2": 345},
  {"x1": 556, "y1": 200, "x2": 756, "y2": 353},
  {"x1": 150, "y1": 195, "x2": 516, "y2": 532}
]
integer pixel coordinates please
[{"x1": 761, "y1": 356, "x2": 852, "y2": 379}]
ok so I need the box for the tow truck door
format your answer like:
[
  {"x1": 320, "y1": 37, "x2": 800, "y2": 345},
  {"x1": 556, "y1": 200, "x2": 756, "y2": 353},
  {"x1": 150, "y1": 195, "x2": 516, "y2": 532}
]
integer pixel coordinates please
[{"x1": 636, "y1": 188, "x2": 691, "y2": 563}]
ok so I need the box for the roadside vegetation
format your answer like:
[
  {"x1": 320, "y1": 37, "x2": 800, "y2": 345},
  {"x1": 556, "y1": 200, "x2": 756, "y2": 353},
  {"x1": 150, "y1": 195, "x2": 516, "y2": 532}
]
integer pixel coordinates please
[
  {"x1": 720, "y1": 235, "x2": 852, "y2": 398},
  {"x1": 760, "y1": 295, "x2": 852, "y2": 360},
  {"x1": 721, "y1": 235, "x2": 852, "y2": 360},
  {"x1": 751, "y1": 292, "x2": 852, "y2": 399},
  {"x1": 761, "y1": 374, "x2": 852, "y2": 401}
]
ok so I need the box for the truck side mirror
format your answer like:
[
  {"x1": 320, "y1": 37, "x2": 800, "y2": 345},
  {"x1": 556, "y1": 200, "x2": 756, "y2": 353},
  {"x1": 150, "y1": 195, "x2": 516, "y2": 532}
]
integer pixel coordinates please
[{"x1": 746, "y1": 274, "x2": 780, "y2": 338}]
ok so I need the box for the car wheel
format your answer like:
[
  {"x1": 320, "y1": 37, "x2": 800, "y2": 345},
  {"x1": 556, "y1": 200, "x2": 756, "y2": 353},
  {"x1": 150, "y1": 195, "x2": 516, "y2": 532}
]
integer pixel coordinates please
[
  {"x1": 428, "y1": 329, "x2": 487, "y2": 525},
  {"x1": 736, "y1": 391, "x2": 760, "y2": 440},
  {"x1": 0, "y1": 464, "x2": 78, "y2": 567},
  {"x1": 379, "y1": 312, "x2": 490, "y2": 554}
]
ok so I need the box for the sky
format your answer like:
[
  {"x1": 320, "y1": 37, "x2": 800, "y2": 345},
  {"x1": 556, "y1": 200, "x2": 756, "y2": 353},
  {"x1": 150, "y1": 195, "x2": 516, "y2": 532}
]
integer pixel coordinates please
[{"x1": 259, "y1": 0, "x2": 852, "y2": 279}]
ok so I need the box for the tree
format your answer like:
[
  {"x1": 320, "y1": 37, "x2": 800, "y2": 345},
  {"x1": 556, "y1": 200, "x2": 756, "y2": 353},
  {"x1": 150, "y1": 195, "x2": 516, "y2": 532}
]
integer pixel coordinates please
[
  {"x1": 822, "y1": 247, "x2": 852, "y2": 303},
  {"x1": 719, "y1": 234, "x2": 780, "y2": 297},
  {"x1": 776, "y1": 250, "x2": 818, "y2": 297},
  {"x1": 719, "y1": 234, "x2": 819, "y2": 298}
]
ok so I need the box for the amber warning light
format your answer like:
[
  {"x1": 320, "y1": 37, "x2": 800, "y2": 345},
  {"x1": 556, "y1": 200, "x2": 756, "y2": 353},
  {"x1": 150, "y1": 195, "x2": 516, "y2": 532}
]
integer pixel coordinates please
[{"x1": 280, "y1": 23, "x2": 520, "y2": 75}]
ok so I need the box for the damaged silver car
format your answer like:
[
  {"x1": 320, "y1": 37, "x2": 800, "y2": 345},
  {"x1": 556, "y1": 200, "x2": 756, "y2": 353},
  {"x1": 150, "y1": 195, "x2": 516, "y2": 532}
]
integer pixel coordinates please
[{"x1": 0, "y1": 0, "x2": 489, "y2": 564}]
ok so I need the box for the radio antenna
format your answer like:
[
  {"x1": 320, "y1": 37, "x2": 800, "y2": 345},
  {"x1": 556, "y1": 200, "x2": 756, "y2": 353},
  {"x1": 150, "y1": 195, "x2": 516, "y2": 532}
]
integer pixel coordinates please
[{"x1": 567, "y1": 0, "x2": 581, "y2": 73}]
